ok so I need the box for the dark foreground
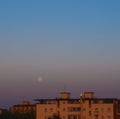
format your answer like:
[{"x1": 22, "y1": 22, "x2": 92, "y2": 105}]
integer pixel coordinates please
[{"x1": 0, "y1": 111, "x2": 35, "y2": 119}]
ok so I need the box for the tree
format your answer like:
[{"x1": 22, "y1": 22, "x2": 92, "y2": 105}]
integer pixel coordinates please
[
  {"x1": 0, "y1": 111, "x2": 13, "y2": 119},
  {"x1": 0, "y1": 111, "x2": 35, "y2": 119}
]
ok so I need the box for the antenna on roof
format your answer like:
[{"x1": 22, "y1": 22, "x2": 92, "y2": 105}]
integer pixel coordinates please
[{"x1": 80, "y1": 92, "x2": 83, "y2": 98}]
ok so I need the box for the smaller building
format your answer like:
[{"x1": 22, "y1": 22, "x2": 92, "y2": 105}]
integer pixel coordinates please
[
  {"x1": 0, "y1": 108, "x2": 7, "y2": 115},
  {"x1": 10, "y1": 101, "x2": 36, "y2": 114}
]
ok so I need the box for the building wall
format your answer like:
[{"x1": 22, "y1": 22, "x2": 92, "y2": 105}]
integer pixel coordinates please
[
  {"x1": 10, "y1": 101, "x2": 36, "y2": 114},
  {"x1": 36, "y1": 101, "x2": 58, "y2": 119},
  {"x1": 92, "y1": 103, "x2": 114, "y2": 119},
  {"x1": 36, "y1": 92, "x2": 120, "y2": 119},
  {"x1": 60, "y1": 100, "x2": 81, "y2": 119}
]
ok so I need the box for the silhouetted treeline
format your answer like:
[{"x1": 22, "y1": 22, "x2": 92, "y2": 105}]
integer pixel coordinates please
[{"x1": 0, "y1": 111, "x2": 35, "y2": 119}]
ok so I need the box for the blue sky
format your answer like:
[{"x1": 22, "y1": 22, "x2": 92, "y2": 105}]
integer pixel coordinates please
[{"x1": 0, "y1": 0, "x2": 120, "y2": 108}]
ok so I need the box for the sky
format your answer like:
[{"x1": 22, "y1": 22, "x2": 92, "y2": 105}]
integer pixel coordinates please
[{"x1": 0, "y1": 0, "x2": 120, "y2": 108}]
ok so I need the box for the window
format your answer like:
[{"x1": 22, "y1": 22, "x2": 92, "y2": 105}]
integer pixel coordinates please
[
  {"x1": 83, "y1": 108, "x2": 86, "y2": 111},
  {"x1": 95, "y1": 115, "x2": 98, "y2": 119},
  {"x1": 94, "y1": 108, "x2": 99, "y2": 113},
  {"x1": 63, "y1": 108, "x2": 66, "y2": 111},
  {"x1": 68, "y1": 115, "x2": 78, "y2": 119},
  {"x1": 89, "y1": 100, "x2": 91, "y2": 107},
  {"x1": 68, "y1": 115, "x2": 72, "y2": 119},
  {"x1": 107, "y1": 108, "x2": 111, "y2": 112},
  {"x1": 68, "y1": 107, "x2": 81, "y2": 112},
  {"x1": 102, "y1": 116, "x2": 104, "y2": 119},
  {"x1": 77, "y1": 115, "x2": 81, "y2": 119},
  {"x1": 107, "y1": 116, "x2": 111, "y2": 119},
  {"x1": 89, "y1": 111, "x2": 91, "y2": 116},
  {"x1": 63, "y1": 116, "x2": 66, "y2": 119},
  {"x1": 24, "y1": 107, "x2": 27, "y2": 111},
  {"x1": 73, "y1": 115, "x2": 77, "y2": 119},
  {"x1": 50, "y1": 108, "x2": 53, "y2": 112},
  {"x1": 20, "y1": 107, "x2": 22, "y2": 110},
  {"x1": 95, "y1": 108, "x2": 98, "y2": 111}
]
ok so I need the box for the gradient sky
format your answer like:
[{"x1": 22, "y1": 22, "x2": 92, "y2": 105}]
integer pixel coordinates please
[{"x1": 0, "y1": 0, "x2": 120, "y2": 108}]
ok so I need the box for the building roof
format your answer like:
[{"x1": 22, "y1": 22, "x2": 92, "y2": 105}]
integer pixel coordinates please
[
  {"x1": 35, "y1": 98, "x2": 119, "y2": 104},
  {"x1": 12, "y1": 104, "x2": 35, "y2": 107}
]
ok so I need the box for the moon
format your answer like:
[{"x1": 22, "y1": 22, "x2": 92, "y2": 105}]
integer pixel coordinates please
[{"x1": 37, "y1": 76, "x2": 43, "y2": 82}]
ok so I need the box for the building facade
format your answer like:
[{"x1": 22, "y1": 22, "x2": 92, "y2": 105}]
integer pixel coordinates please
[
  {"x1": 36, "y1": 92, "x2": 120, "y2": 119},
  {"x1": 10, "y1": 101, "x2": 36, "y2": 114}
]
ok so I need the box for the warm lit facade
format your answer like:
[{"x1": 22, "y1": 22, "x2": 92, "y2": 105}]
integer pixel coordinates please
[
  {"x1": 36, "y1": 92, "x2": 120, "y2": 119},
  {"x1": 10, "y1": 101, "x2": 36, "y2": 114}
]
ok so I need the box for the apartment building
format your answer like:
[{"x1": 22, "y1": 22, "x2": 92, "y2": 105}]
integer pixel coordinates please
[
  {"x1": 36, "y1": 92, "x2": 120, "y2": 119},
  {"x1": 10, "y1": 101, "x2": 36, "y2": 114}
]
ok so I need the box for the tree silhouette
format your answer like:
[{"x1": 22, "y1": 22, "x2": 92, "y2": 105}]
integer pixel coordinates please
[{"x1": 0, "y1": 111, "x2": 35, "y2": 119}]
